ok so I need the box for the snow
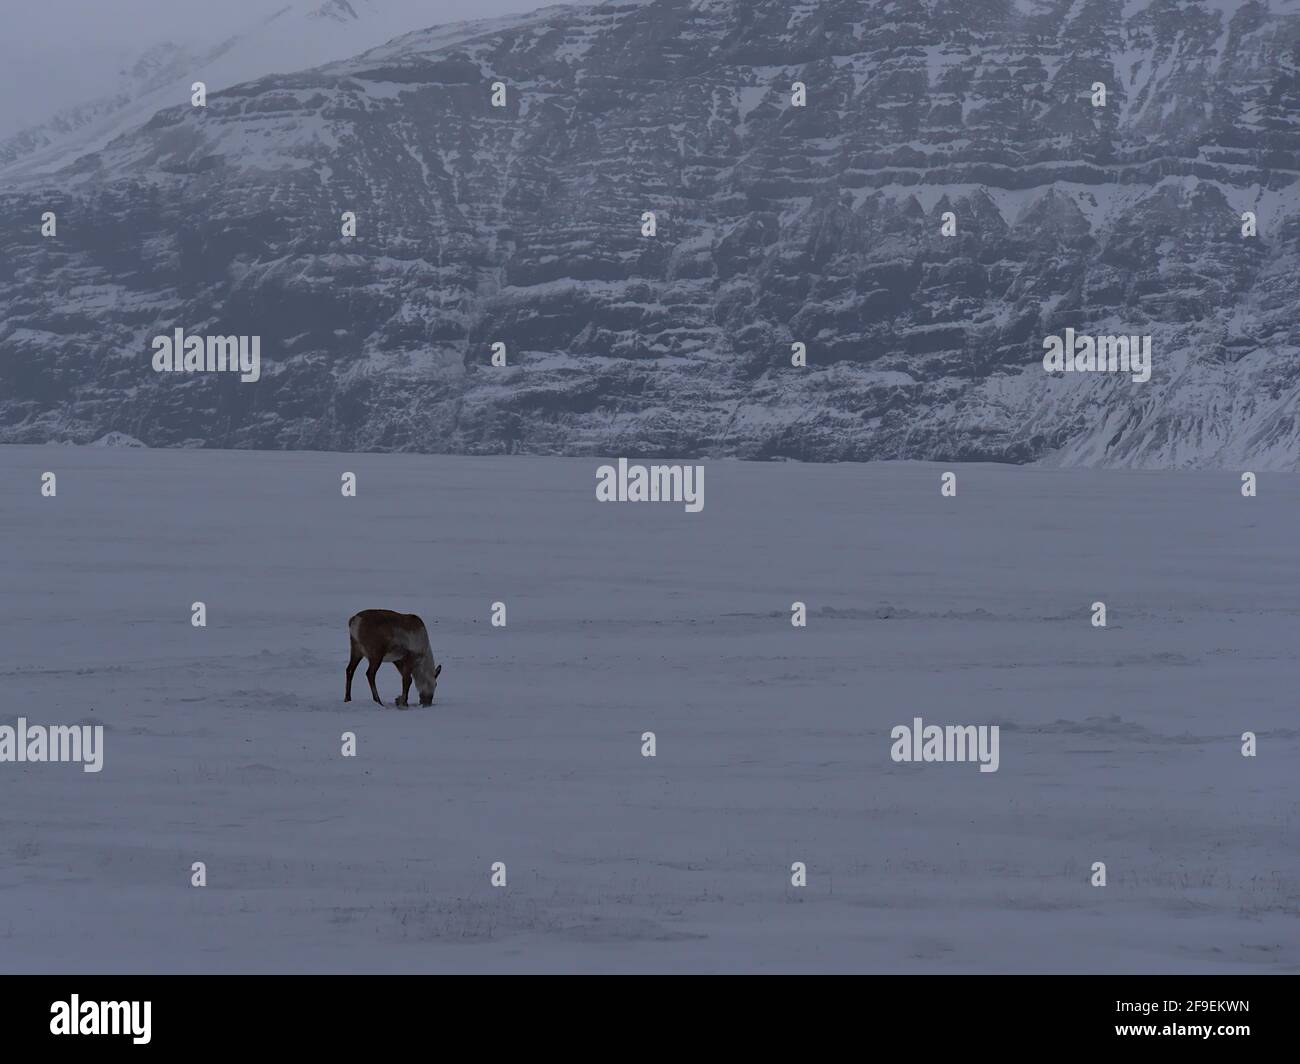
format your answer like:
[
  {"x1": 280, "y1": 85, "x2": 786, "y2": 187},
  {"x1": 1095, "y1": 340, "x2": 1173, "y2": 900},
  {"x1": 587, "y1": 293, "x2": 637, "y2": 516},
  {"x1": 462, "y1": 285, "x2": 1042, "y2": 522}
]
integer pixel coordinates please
[
  {"x1": 1, "y1": 445, "x2": 1295, "y2": 972},
  {"x1": 0, "y1": 2, "x2": 595, "y2": 182},
  {"x1": 737, "y1": 86, "x2": 772, "y2": 125}
]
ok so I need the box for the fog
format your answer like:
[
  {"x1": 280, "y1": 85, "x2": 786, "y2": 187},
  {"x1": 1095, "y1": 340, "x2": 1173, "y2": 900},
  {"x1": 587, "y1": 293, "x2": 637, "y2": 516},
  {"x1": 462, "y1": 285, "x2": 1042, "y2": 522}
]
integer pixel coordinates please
[{"x1": 0, "y1": 0, "x2": 595, "y2": 138}]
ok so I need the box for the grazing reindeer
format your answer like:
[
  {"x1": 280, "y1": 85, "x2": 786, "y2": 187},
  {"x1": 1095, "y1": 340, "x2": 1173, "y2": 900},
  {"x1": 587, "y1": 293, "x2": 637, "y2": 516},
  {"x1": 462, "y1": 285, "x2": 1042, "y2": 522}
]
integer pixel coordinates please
[{"x1": 345, "y1": 610, "x2": 442, "y2": 708}]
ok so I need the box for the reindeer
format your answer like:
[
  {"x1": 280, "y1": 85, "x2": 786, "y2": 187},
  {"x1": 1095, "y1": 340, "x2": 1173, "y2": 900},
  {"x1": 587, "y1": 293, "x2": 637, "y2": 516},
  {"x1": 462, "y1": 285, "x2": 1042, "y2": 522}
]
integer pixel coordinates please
[{"x1": 345, "y1": 610, "x2": 442, "y2": 707}]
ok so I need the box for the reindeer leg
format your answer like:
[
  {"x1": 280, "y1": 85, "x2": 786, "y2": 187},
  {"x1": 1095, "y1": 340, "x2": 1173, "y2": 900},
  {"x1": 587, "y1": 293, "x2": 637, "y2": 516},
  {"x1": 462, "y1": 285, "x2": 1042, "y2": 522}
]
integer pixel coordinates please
[
  {"x1": 345, "y1": 647, "x2": 362, "y2": 702},
  {"x1": 366, "y1": 657, "x2": 384, "y2": 706},
  {"x1": 398, "y1": 658, "x2": 414, "y2": 708}
]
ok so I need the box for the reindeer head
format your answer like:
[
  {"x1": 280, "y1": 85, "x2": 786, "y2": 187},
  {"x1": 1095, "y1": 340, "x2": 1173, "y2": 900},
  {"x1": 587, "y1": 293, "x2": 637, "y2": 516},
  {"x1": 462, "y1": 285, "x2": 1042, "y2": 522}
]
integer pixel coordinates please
[{"x1": 415, "y1": 658, "x2": 442, "y2": 706}]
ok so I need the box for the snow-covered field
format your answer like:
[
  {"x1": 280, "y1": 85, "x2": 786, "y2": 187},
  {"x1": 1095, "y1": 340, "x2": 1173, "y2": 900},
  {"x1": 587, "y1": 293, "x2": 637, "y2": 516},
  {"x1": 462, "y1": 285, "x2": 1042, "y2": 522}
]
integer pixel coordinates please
[{"x1": 0, "y1": 445, "x2": 1296, "y2": 973}]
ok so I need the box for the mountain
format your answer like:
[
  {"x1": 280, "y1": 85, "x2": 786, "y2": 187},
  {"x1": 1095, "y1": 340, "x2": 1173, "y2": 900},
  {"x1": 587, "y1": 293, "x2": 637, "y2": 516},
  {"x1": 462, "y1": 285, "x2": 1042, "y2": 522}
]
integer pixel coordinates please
[
  {"x1": 0, "y1": 0, "x2": 445, "y2": 180},
  {"x1": 1, "y1": 0, "x2": 1297, "y2": 467}
]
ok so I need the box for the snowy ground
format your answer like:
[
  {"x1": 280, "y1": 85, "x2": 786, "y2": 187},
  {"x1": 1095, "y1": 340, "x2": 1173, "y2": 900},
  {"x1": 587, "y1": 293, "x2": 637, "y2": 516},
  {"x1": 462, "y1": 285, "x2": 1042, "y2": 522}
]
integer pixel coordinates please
[{"x1": 0, "y1": 445, "x2": 1296, "y2": 973}]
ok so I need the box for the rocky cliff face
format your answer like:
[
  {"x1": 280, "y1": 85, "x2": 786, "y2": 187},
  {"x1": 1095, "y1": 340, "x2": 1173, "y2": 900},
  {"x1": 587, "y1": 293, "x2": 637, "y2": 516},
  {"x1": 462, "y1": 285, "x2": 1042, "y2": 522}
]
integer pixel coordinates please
[{"x1": 1, "y1": 0, "x2": 1297, "y2": 467}]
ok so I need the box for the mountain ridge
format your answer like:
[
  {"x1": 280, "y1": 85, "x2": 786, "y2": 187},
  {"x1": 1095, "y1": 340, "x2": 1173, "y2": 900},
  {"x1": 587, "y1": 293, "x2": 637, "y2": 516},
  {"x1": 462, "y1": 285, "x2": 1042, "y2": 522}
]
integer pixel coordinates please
[{"x1": 1, "y1": 0, "x2": 1297, "y2": 468}]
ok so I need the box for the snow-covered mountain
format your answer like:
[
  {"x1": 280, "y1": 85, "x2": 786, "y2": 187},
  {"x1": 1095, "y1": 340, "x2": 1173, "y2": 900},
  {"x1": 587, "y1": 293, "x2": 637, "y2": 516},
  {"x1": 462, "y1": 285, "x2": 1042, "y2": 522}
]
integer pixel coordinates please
[
  {"x1": 0, "y1": 0, "x2": 1297, "y2": 467},
  {"x1": 0, "y1": 1, "x2": 488, "y2": 180}
]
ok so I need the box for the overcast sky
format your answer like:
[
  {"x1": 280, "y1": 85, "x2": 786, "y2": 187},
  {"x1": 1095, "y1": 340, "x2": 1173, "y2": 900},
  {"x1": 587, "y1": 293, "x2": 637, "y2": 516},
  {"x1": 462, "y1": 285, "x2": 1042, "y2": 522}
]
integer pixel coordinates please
[
  {"x1": 2, "y1": 0, "x2": 564, "y2": 47},
  {"x1": 0, "y1": 0, "x2": 589, "y2": 137}
]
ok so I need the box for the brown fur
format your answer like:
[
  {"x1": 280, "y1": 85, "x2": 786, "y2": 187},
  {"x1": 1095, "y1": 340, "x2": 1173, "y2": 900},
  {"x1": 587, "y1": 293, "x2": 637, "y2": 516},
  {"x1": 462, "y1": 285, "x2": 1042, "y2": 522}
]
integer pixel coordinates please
[{"x1": 345, "y1": 609, "x2": 442, "y2": 708}]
